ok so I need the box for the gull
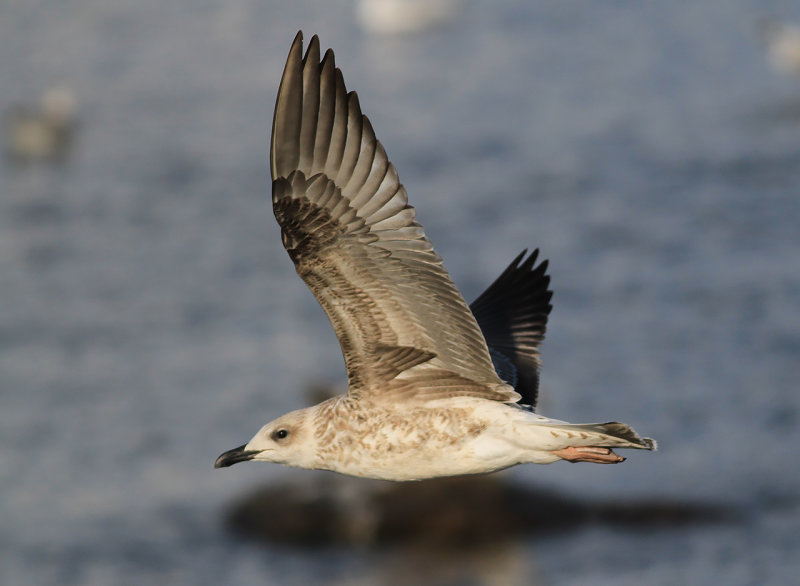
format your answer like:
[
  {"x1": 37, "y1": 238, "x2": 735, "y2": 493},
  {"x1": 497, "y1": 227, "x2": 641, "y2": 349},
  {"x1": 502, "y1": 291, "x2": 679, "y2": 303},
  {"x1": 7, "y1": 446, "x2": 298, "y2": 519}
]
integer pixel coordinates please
[{"x1": 215, "y1": 32, "x2": 656, "y2": 480}]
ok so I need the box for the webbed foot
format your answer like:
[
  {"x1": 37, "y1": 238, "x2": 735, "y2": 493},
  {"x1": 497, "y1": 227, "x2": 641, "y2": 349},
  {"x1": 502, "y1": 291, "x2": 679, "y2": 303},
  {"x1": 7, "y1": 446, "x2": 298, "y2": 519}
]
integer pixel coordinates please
[{"x1": 552, "y1": 446, "x2": 625, "y2": 464}]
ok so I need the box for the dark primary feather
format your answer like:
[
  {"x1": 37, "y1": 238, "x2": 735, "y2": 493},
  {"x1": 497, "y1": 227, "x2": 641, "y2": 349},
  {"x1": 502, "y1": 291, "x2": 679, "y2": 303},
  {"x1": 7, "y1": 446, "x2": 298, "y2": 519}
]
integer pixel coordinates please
[{"x1": 470, "y1": 249, "x2": 553, "y2": 408}]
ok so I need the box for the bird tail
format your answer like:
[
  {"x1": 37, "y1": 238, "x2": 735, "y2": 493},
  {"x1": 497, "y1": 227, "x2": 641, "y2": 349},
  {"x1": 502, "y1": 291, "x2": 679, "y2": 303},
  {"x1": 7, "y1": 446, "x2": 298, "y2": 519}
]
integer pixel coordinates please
[{"x1": 538, "y1": 420, "x2": 657, "y2": 451}]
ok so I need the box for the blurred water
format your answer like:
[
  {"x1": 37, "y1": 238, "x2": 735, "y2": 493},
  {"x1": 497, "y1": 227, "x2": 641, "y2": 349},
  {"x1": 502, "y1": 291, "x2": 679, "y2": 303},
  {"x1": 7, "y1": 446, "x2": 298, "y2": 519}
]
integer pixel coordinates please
[{"x1": 2, "y1": 1, "x2": 800, "y2": 584}]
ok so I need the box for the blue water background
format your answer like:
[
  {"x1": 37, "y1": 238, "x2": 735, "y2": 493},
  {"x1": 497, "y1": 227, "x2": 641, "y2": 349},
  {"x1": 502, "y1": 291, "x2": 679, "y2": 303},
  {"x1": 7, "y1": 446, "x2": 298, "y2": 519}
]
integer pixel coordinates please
[{"x1": 2, "y1": 1, "x2": 800, "y2": 584}]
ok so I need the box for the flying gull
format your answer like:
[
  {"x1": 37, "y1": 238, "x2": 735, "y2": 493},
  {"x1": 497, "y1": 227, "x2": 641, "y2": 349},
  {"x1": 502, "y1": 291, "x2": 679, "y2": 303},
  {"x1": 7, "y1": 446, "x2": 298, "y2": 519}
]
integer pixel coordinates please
[{"x1": 215, "y1": 32, "x2": 656, "y2": 481}]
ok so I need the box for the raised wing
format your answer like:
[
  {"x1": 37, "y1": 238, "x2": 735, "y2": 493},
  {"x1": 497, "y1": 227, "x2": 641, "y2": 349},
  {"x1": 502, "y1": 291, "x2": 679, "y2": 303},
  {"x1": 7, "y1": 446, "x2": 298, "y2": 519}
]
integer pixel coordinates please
[
  {"x1": 470, "y1": 249, "x2": 552, "y2": 408},
  {"x1": 271, "y1": 32, "x2": 517, "y2": 403}
]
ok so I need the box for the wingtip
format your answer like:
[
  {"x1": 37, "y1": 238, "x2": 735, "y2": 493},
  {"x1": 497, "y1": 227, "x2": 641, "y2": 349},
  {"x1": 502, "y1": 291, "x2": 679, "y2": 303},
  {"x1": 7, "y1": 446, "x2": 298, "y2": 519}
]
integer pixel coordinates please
[
  {"x1": 304, "y1": 34, "x2": 320, "y2": 63},
  {"x1": 287, "y1": 31, "x2": 305, "y2": 64},
  {"x1": 512, "y1": 249, "x2": 528, "y2": 266},
  {"x1": 520, "y1": 249, "x2": 539, "y2": 271},
  {"x1": 321, "y1": 47, "x2": 336, "y2": 69}
]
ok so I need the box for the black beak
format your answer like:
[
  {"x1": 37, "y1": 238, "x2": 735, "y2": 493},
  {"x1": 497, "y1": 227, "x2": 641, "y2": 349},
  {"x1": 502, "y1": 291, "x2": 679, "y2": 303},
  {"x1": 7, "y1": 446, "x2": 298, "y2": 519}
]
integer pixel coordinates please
[{"x1": 214, "y1": 444, "x2": 259, "y2": 469}]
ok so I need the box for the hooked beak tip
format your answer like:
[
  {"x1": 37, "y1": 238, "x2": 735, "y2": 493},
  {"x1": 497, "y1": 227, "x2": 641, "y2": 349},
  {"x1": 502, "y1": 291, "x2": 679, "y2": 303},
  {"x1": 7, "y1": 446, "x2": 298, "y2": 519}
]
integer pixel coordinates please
[{"x1": 214, "y1": 444, "x2": 258, "y2": 469}]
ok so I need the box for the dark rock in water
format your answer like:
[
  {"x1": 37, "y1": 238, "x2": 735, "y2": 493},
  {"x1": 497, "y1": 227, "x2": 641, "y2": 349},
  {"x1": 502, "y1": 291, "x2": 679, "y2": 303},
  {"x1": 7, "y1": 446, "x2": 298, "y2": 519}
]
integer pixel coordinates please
[{"x1": 222, "y1": 473, "x2": 736, "y2": 549}]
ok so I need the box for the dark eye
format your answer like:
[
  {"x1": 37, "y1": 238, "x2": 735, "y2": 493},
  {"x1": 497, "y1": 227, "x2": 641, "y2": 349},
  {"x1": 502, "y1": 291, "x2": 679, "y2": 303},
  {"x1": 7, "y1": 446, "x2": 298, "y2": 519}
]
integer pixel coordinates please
[{"x1": 273, "y1": 429, "x2": 289, "y2": 440}]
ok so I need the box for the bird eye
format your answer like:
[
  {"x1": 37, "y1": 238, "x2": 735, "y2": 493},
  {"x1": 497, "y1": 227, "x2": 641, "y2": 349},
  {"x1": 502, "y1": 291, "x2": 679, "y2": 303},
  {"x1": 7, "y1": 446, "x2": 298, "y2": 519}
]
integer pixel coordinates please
[{"x1": 273, "y1": 429, "x2": 289, "y2": 440}]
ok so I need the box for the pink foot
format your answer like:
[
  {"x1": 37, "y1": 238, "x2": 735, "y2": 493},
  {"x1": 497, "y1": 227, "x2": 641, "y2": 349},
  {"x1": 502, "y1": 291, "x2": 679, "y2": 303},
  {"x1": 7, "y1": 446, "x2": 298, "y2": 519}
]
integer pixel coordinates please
[{"x1": 552, "y1": 446, "x2": 625, "y2": 464}]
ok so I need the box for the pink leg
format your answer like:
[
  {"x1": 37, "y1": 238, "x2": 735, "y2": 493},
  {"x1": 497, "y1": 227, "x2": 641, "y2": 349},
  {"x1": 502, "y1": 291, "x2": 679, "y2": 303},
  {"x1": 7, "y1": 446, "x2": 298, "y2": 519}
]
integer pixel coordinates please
[{"x1": 552, "y1": 446, "x2": 625, "y2": 464}]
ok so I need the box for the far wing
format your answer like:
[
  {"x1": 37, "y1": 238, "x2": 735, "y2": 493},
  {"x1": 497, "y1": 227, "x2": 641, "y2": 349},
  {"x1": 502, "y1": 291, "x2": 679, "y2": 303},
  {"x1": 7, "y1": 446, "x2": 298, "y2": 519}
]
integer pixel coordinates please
[
  {"x1": 271, "y1": 32, "x2": 517, "y2": 404},
  {"x1": 470, "y1": 249, "x2": 552, "y2": 408}
]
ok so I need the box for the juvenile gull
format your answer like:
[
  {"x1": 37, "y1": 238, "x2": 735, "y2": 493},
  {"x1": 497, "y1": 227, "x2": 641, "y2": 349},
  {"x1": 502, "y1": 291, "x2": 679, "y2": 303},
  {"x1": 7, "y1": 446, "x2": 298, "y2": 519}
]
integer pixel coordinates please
[{"x1": 215, "y1": 32, "x2": 656, "y2": 481}]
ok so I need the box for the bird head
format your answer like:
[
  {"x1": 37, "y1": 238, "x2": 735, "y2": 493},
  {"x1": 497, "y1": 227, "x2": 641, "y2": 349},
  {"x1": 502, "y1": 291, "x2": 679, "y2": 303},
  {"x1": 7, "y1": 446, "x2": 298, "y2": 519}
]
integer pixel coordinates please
[{"x1": 214, "y1": 407, "x2": 315, "y2": 470}]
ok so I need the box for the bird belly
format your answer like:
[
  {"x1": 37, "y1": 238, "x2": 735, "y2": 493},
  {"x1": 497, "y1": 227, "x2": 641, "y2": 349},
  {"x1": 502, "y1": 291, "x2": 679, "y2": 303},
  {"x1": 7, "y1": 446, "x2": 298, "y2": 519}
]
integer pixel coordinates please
[
  {"x1": 320, "y1": 437, "x2": 512, "y2": 481},
  {"x1": 310, "y1": 400, "x2": 536, "y2": 480}
]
